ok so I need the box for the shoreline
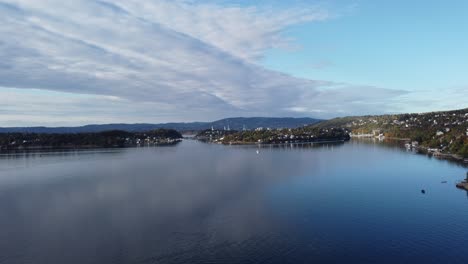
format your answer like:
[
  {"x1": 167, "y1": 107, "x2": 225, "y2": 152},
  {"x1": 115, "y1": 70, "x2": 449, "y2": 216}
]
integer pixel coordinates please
[
  {"x1": 415, "y1": 146, "x2": 467, "y2": 163},
  {"x1": 223, "y1": 140, "x2": 346, "y2": 146},
  {"x1": 354, "y1": 137, "x2": 468, "y2": 165},
  {"x1": 0, "y1": 140, "x2": 182, "y2": 153},
  {"x1": 220, "y1": 138, "x2": 349, "y2": 146}
]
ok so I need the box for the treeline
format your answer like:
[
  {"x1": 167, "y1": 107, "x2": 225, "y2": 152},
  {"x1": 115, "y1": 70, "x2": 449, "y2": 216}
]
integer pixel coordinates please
[{"x1": 0, "y1": 129, "x2": 182, "y2": 151}]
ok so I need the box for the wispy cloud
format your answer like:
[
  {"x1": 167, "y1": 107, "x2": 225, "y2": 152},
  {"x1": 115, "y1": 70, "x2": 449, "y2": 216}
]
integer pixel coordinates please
[{"x1": 0, "y1": 0, "x2": 411, "y2": 125}]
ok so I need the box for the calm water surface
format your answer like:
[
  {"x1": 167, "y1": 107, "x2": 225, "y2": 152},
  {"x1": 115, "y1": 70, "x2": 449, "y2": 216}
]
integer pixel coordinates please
[{"x1": 0, "y1": 140, "x2": 467, "y2": 264}]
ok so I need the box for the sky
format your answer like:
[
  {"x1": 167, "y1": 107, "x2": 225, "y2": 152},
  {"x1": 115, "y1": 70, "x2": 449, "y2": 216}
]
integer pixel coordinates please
[{"x1": 0, "y1": 0, "x2": 467, "y2": 126}]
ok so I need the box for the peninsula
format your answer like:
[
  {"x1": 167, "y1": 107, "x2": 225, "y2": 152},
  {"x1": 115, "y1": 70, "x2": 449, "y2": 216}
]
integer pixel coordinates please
[
  {"x1": 0, "y1": 129, "x2": 182, "y2": 151},
  {"x1": 196, "y1": 127, "x2": 350, "y2": 144}
]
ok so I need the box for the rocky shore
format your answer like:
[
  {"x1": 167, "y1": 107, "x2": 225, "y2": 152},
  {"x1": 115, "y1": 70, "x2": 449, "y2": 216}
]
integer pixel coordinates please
[
  {"x1": 456, "y1": 181, "x2": 468, "y2": 191},
  {"x1": 456, "y1": 173, "x2": 468, "y2": 191}
]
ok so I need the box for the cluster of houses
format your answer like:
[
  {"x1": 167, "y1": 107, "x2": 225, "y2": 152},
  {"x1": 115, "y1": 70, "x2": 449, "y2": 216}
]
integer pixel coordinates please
[
  {"x1": 345, "y1": 111, "x2": 467, "y2": 131},
  {"x1": 128, "y1": 136, "x2": 181, "y2": 146},
  {"x1": 346, "y1": 110, "x2": 468, "y2": 141},
  {"x1": 404, "y1": 141, "x2": 419, "y2": 150}
]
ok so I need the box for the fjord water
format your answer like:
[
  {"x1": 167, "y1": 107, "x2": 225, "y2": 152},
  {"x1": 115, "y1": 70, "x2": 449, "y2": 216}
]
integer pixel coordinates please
[{"x1": 0, "y1": 140, "x2": 467, "y2": 264}]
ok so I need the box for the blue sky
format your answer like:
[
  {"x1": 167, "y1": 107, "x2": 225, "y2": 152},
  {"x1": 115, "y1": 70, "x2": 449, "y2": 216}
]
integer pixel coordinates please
[
  {"x1": 262, "y1": 0, "x2": 468, "y2": 90},
  {"x1": 0, "y1": 0, "x2": 467, "y2": 126}
]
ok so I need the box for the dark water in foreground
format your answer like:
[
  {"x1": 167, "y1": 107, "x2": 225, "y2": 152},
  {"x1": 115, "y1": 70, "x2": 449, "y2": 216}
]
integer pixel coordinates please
[{"x1": 0, "y1": 140, "x2": 467, "y2": 264}]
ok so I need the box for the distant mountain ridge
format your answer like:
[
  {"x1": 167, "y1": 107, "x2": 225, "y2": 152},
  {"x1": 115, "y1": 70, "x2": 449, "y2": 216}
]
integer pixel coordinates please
[{"x1": 0, "y1": 117, "x2": 322, "y2": 133}]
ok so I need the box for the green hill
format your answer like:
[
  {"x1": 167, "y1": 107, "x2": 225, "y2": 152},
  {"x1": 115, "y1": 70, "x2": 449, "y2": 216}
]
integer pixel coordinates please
[{"x1": 309, "y1": 108, "x2": 468, "y2": 158}]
